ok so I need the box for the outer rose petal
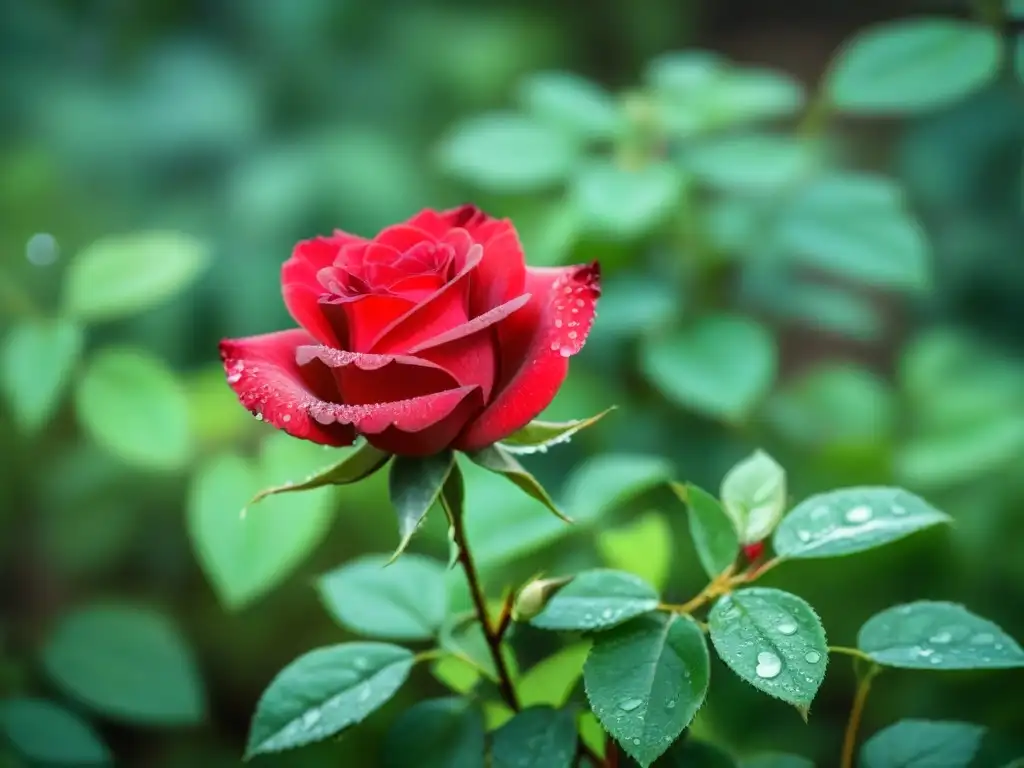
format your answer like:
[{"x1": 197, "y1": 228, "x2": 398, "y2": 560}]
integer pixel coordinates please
[
  {"x1": 406, "y1": 205, "x2": 493, "y2": 238},
  {"x1": 281, "y1": 234, "x2": 363, "y2": 346},
  {"x1": 468, "y1": 225, "x2": 527, "y2": 316},
  {"x1": 220, "y1": 329, "x2": 355, "y2": 446},
  {"x1": 454, "y1": 262, "x2": 600, "y2": 452}
]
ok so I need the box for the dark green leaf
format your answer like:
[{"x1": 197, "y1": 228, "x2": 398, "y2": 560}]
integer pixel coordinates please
[
  {"x1": 641, "y1": 314, "x2": 777, "y2": 421},
  {"x1": 0, "y1": 319, "x2": 82, "y2": 434},
  {"x1": 62, "y1": 230, "x2": 210, "y2": 321},
  {"x1": 247, "y1": 441, "x2": 391, "y2": 507},
  {"x1": 246, "y1": 642, "x2": 413, "y2": 757},
  {"x1": 318, "y1": 554, "x2": 448, "y2": 641},
  {"x1": 42, "y1": 603, "x2": 206, "y2": 725},
  {"x1": 500, "y1": 408, "x2": 615, "y2": 454},
  {"x1": 0, "y1": 698, "x2": 111, "y2": 765},
  {"x1": 75, "y1": 347, "x2": 192, "y2": 471},
  {"x1": 531, "y1": 569, "x2": 661, "y2": 632},
  {"x1": 597, "y1": 513, "x2": 672, "y2": 592},
  {"x1": 572, "y1": 161, "x2": 683, "y2": 239},
  {"x1": 383, "y1": 698, "x2": 485, "y2": 768},
  {"x1": 679, "y1": 484, "x2": 739, "y2": 579},
  {"x1": 826, "y1": 19, "x2": 1001, "y2": 114},
  {"x1": 492, "y1": 707, "x2": 577, "y2": 768},
  {"x1": 857, "y1": 601, "x2": 1024, "y2": 670},
  {"x1": 388, "y1": 451, "x2": 455, "y2": 559},
  {"x1": 742, "y1": 754, "x2": 815, "y2": 768},
  {"x1": 467, "y1": 444, "x2": 569, "y2": 522},
  {"x1": 773, "y1": 487, "x2": 951, "y2": 560},
  {"x1": 708, "y1": 588, "x2": 828, "y2": 708},
  {"x1": 439, "y1": 112, "x2": 578, "y2": 193},
  {"x1": 518, "y1": 71, "x2": 622, "y2": 140},
  {"x1": 585, "y1": 613, "x2": 710, "y2": 767},
  {"x1": 859, "y1": 719, "x2": 985, "y2": 768}
]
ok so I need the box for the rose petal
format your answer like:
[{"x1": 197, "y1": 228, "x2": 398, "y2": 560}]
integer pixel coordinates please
[
  {"x1": 369, "y1": 244, "x2": 483, "y2": 353},
  {"x1": 220, "y1": 329, "x2": 355, "y2": 446},
  {"x1": 281, "y1": 234, "x2": 362, "y2": 346},
  {"x1": 406, "y1": 205, "x2": 491, "y2": 238},
  {"x1": 454, "y1": 262, "x2": 601, "y2": 451},
  {"x1": 374, "y1": 224, "x2": 438, "y2": 252},
  {"x1": 467, "y1": 225, "x2": 528, "y2": 316},
  {"x1": 337, "y1": 294, "x2": 417, "y2": 352}
]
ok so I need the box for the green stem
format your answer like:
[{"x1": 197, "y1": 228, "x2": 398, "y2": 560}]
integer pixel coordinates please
[
  {"x1": 840, "y1": 663, "x2": 880, "y2": 768},
  {"x1": 829, "y1": 646, "x2": 874, "y2": 662}
]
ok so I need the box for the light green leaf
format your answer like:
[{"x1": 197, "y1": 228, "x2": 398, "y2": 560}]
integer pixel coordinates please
[
  {"x1": 597, "y1": 512, "x2": 672, "y2": 592},
  {"x1": 571, "y1": 161, "x2": 683, "y2": 239},
  {"x1": 492, "y1": 707, "x2": 577, "y2": 768},
  {"x1": 439, "y1": 112, "x2": 578, "y2": 193},
  {"x1": 720, "y1": 450, "x2": 787, "y2": 546},
  {"x1": 742, "y1": 754, "x2": 815, "y2": 768},
  {"x1": 645, "y1": 50, "x2": 724, "y2": 93},
  {"x1": 75, "y1": 347, "x2": 192, "y2": 472},
  {"x1": 772, "y1": 487, "x2": 951, "y2": 560},
  {"x1": 775, "y1": 173, "x2": 929, "y2": 291},
  {"x1": 382, "y1": 698, "x2": 485, "y2": 768},
  {"x1": 707, "y1": 67, "x2": 806, "y2": 125},
  {"x1": 826, "y1": 19, "x2": 1001, "y2": 114},
  {"x1": 62, "y1": 230, "x2": 210, "y2": 321},
  {"x1": 0, "y1": 319, "x2": 82, "y2": 434},
  {"x1": 518, "y1": 71, "x2": 622, "y2": 140},
  {"x1": 591, "y1": 273, "x2": 679, "y2": 339},
  {"x1": 186, "y1": 435, "x2": 337, "y2": 609},
  {"x1": 246, "y1": 441, "x2": 391, "y2": 507},
  {"x1": 859, "y1": 719, "x2": 985, "y2": 768},
  {"x1": 684, "y1": 134, "x2": 819, "y2": 193},
  {"x1": 531, "y1": 569, "x2": 660, "y2": 632},
  {"x1": 708, "y1": 588, "x2": 828, "y2": 708},
  {"x1": 565, "y1": 454, "x2": 675, "y2": 524},
  {"x1": 388, "y1": 451, "x2": 455, "y2": 559},
  {"x1": 894, "y1": 416, "x2": 1024, "y2": 490},
  {"x1": 857, "y1": 601, "x2": 1024, "y2": 670},
  {"x1": 467, "y1": 444, "x2": 569, "y2": 522},
  {"x1": 431, "y1": 654, "x2": 480, "y2": 695},
  {"x1": 578, "y1": 711, "x2": 607, "y2": 760},
  {"x1": 438, "y1": 614, "x2": 520, "y2": 683},
  {"x1": 500, "y1": 407, "x2": 615, "y2": 455},
  {"x1": 0, "y1": 698, "x2": 111, "y2": 765},
  {"x1": 318, "y1": 554, "x2": 447, "y2": 641},
  {"x1": 679, "y1": 484, "x2": 739, "y2": 579},
  {"x1": 518, "y1": 642, "x2": 591, "y2": 708},
  {"x1": 41, "y1": 603, "x2": 205, "y2": 725},
  {"x1": 641, "y1": 314, "x2": 777, "y2": 422},
  {"x1": 584, "y1": 613, "x2": 710, "y2": 767},
  {"x1": 246, "y1": 642, "x2": 413, "y2": 757}
]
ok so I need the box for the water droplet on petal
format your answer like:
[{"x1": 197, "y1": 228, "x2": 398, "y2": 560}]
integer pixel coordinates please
[
  {"x1": 755, "y1": 651, "x2": 782, "y2": 679},
  {"x1": 844, "y1": 505, "x2": 872, "y2": 524},
  {"x1": 777, "y1": 622, "x2": 797, "y2": 636},
  {"x1": 618, "y1": 698, "x2": 643, "y2": 712},
  {"x1": 804, "y1": 650, "x2": 821, "y2": 664}
]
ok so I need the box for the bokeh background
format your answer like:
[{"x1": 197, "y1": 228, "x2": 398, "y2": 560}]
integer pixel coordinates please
[{"x1": 2, "y1": 0, "x2": 1024, "y2": 765}]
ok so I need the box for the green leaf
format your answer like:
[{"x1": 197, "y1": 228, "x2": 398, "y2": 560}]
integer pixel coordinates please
[
  {"x1": 707, "y1": 67, "x2": 806, "y2": 125},
  {"x1": 708, "y1": 588, "x2": 828, "y2": 708},
  {"x1": 859, "y1": 719, "x2": 986, "y2": 768},
  {"x1": 439, "y1": 112, "x2": 578, "y2": 193},
  {"x1": 0, "y1": 319, "x2": 82, "y2": 435},
  {"x1": 894, "y1": 416, "x2": 1024, "y2": 490},
  {"x1": 500, "y1": 407, "x2": 616, "y2": 454},
  {"x1": 246, "y1": 441, "x2": 391, "y2": 507},
  {"x1": 382, "y1": 698, "x2": 485, "y2": 768},
  {"x1": 467, "y1": 444, "x2": 570, "y2": 522},
  {"x1": 775, "y1": 173, "x2": 929, "y2": 291},
  {"x1": 75, "y1": 347, "x2": 192, "y2": 472},
  {"x1": 41, "y1": 603, "x2": 206, "y2": 725},
  {"x1": 857, "y1": 601, "x2": 1024, "y2": 670},
  {"x1": 388, "y1": 451, "x2": 455, "y2": 559},
  {"x1": 597, "y1": 512, "x2": 672, "y2": 592},
  {"x1": 772, "y1": 487, "x2": 951, "y2": 560},
  {"x1": 0, "y1": 698, "x2": 111, "y2": 765},
  {"x1": 492, "y1": 706, "x2": 577, "y2": 768},
  {"x1": 646, "y1": 50, "x2": 723, "y2": 93},
  {"x1": 565, "y1": 454, "x2": 675, "y2": 525},
  {"x1": 571, "y1": 161, "x2": 683, "y2": 239},
  {"x1": 518, "y1": 642, "x2": 591, "y2": 708},
  {"x1": 641, "y1": 314, "x2": 777, "y2": 422},
  {"x1": 432, "y1": 654, "x2": 480, "y2": 695},
  {"x1": 438, "y1": 614, "x2": 520, "y2": 683},
  {"x1": 719, "y1": 450, "x2": 787, "y2": 546},
  {"x1": 742, "y1": 754, "x2": 815, "y2": 768},
  {"x1": 245, "y1": 642, "x2": 414, "y2": 757},
  {"x1": 578, "y1": 711, "x2": 607, "y2": 760},
  {"x1": 684, "y1": 134, "x2": 819, "y2": 193},
  {"x1": 826, "y1": 19, "x2": 1001, "y2": 114},
  {"x1": 531, "y1": 569, "x2": 661, "y2": 632},
  {"x1": 186, "y1": 435, "x2": 337, "y2": 609},
  {"x1": 592, "y1": 273, "x2": 679, "y2": 339},
  {"x1": 585, "y1": 613, "x2": 709, "y2": 767},
  {"x1": 317, "y1": 554, "x2": 448, "y2": 641},
  {"x1": 518, "y1": 71, "x2": 622, "y2": 140},
  {"x1": 679, "y1": 484, "x2": 739, "y2": 579},
  {"x1": 62, "y1": 230, "x2": 210, "y2": 321}
]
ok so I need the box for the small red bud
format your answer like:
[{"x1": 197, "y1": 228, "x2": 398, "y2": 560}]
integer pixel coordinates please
[{"x1": 743, "y1": 541, "x2": 765, "y2": 562}]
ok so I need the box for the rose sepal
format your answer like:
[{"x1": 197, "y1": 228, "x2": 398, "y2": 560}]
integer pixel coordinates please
[
  {"x1": 497, "y1": 407, "x2": 616, "y2": 455},
  {"x1": 466, "y1": 444, "x2": 572, "y2": 523}
]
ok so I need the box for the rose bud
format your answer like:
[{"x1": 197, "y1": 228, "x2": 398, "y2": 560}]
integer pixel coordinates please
[
  {"x1": 219, "y1": 205, "x2": 600, "y2": 456},
  {"x1": 512, "y1": 576, "x2": 574, "y2": 622}
]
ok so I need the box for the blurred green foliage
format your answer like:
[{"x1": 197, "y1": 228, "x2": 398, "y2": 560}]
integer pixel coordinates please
[{"x1": 2, "y1": 0, "x2": 1024, "y2": 765}]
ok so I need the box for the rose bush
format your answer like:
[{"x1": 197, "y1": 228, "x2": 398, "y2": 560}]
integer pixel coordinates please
[{"x1": 219, "y1": 205, "x2": 600, "y2": 456}]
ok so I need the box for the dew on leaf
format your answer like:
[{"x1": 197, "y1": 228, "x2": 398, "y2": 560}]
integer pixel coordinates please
[
  {"x1": 777, "y1": 622, "x2": 797, "y2": 636},
  {"x1": 755, "y1": 650, "x2": 782, "y2": 679},
  {"x1": 844, "y1": 505, "x2": 872, "y2": 524},
  {"x1": 804, "y1": 650, "x2": 821, "y2": 663},
  {"x1": 618, "y1": 698, "x2": 643, "y2": 712},
  {"x1": 930, "y1": 631, "x2": 953, "y2": 644}
]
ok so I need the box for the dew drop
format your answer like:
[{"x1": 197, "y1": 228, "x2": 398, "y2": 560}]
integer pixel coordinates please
[
  {"x1": 929, "y1": 655, "x2": 942, "y2": 665},
  {"x1": 632, "y1": 738, "x2": 641, "y2": 746},
  {"x1": 601, "y1": 608, "x2": 615, "y2": 621},
  {"x1": 796, "y1": 530, "x2": 812, "y2": 543},
  {"x1": 301, "y1": 709, "x2": 321, "y2": 728},
  {"x1": 804, "y1": 650, "x2": 821, "y2": 664},
  {"x1": 810, "y1": 505, "x2": 830, "y2": 520},
  {"x1": 255, "y1": 412, "x2": 264, "y2": 421},
  {"x1": 891, "y1": 504, "x2": 907, "y2": 516},
  {"x1": 282, "y1": 414, "x2": 292, "y2": 423},
  {"x1": 666, "y1": 700, "x2": 677, "y2": 710},
  {"x1": 970, "y1": 633, "x2": 995, "y2": 645},
  {"x1": 26, "y1": 233, "x2": 59, "y2": 266},
  {"x1": 550, "y1": 341, "x2": 560, "y2": 352},
  {"x1": 917, "y1": 647, "x2": 934, "y2": 658},
  {"x1": 777, "y1": 622, "x2": 797, "y2": 636},
  {"x1": 358, "y1": 683, "x2": 371, "y2": 702},
  {"x1": 755, "y1": 651, "x2": 782, "y2": 679},
  {"x1": 554, "y1": 319, "x2": 563, "y2": 328},
  {"x1": 844, "y1": 505, "x2": 872, "y2": 524},
  {"x1": 559, "y1": 346, "x2": 573, "y2": 358},
  {"x1": 929, "y1": 631, "x2": 952, "y2": 644},
  {"x1": 618, "y1": 698, "x2": 643, "y2": 712}
]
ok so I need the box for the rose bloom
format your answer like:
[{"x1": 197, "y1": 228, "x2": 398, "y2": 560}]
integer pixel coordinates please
[{"x1": 220, "y1": 205, "x2": 600, "y2": 457}]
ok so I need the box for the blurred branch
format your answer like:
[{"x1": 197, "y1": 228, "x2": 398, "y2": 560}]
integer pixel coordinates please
[{"x1": 840, "y1": 662, "x2": 881, "y2": 768}]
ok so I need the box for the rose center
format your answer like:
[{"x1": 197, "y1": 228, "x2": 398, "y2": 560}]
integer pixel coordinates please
[{"x1": 317, "y1": 241, "x2": 456, "y2": 302}]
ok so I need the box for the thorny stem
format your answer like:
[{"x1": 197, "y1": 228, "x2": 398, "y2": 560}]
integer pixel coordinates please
[{"x1": 840, "y1": 664, "x2": 880, "y2": 768}]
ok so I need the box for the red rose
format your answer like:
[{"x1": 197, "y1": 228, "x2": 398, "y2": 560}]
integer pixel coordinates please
[{"x1": 219, "y1": 205, "x2": 600, "y2": 457}]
